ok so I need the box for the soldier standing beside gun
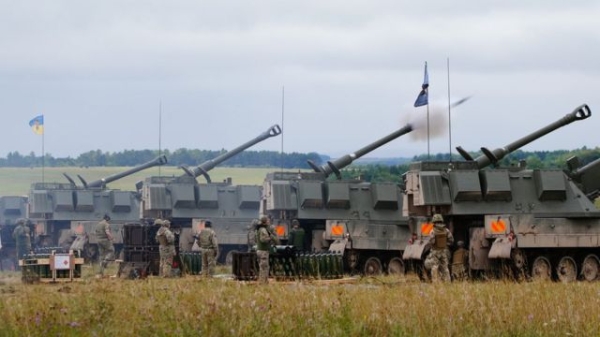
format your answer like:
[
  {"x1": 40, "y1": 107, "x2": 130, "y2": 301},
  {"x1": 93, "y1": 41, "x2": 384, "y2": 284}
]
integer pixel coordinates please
[
  {"x1": 155, "y1": 219, "x2": 175, "y2": 277},
  {"x1": 424, "y1": 214, "x2": 454, "y2": 282},
  {"x1": 287, "y1": 219, "x2": 305, "y2": 251},
  {"x1": 13, "y1": 218, "x2": 32, "y2": 269},
  {"x1": 198, "y1": 220, "x2": 218, "y2": 277},
  {"x1": 256, "y1": 216, "x2": 274, "y2": 284},
  {"x1": 95, "y1": 214, "x2": 115, "y2": 277}
]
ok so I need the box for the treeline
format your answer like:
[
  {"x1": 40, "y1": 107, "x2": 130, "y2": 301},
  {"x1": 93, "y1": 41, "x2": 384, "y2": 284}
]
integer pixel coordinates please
[
  {"x1": 0, "y1": 149, "x2": 327, "y2": 169},
  {"x1": 340, "y1": 147, "x2": 600, "y2": 183}
]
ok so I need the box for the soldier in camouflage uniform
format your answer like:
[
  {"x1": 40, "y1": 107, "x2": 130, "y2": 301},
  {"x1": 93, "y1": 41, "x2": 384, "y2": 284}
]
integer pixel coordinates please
[
  {"x1": 95, "y1": 214, "x2": 115, "y2": 277},
  {"x1": 256, "y1": 216, "x2": 274, "y2": 284},
  {"x1": 451, "y1": 241, "x2": 469, "y2": 281},
  {"x1": 155, "y1": 219, "x2": 175, "y2": 277},
  {"x1": 12, "y1": 218, "x2": 32, "y2": 269},
  {"x1": 287, "y1": 219, "x2": 305, "y2": 251},
  {"x1": 198, "y1": 220, "x2": 218, "y2": 277},
  {"x1": 424, "y1": 214, "x2": 454, "y2": 282}
]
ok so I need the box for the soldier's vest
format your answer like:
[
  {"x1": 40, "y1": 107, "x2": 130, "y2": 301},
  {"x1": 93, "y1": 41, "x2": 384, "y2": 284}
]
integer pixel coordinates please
[
  {"x1": 199, "y1": 229, "x2": 215, "y2": 249},
  {"x1": 256, "y1": 227, "x2": 270, "y2": 251},
  {"x1": 453, "y1": 248, "x2": 467, "y2": 265},
  {"x1": 156, "y1": 228, "x2": 168, "y2": 246},
  {"x1": 433, "y1": 227, "x2": 447, "y2": 250},
  {"x1": 290, "y1": 228, "x2": 305, "y2": 249}
]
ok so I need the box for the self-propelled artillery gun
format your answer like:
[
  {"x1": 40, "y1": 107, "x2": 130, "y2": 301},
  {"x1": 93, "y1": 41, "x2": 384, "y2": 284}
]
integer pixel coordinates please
[
  {"x1": 138, "y1": 124, "x2": 281, "y2": 264},
  {"x1": 27, "y1": 155, "x2": 168, "y2": 259},
  {"x1": 260, "y1": 124, "x2": 413, "y2": 275},
  {"x1": 402, "y1": 104, "x2": 600, "y2": 281}
]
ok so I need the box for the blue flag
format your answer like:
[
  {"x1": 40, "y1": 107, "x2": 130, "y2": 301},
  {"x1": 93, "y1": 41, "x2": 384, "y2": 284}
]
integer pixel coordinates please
[
  {"x1": 414, "y1": 62, "x2": 429, "y2": 107},
  {"x1": 29, "y1": 115, "x2": 44, "y2": 135}
]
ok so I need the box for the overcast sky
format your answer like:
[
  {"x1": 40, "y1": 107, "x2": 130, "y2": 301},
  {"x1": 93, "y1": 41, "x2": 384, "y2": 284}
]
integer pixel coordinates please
[{"x1": 1, "y1": 1, "x2": 599, "y2": 161}]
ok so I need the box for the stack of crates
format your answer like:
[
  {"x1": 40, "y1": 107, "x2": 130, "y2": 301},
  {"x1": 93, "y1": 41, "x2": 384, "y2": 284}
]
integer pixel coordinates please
[
  {"x1": 122, "y1": 223, "x2": 160, "y2": 276},
  {"x1": 20, "y1": 250, "x2": 84, "y2": 283}
]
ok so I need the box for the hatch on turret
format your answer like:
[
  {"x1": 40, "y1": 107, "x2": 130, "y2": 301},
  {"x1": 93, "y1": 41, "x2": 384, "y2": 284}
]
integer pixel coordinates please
[
  {"x1": 237, "y1": 185, "x2": 260, "y2": 209},
  {"x1": 171, "y1": 184, "x2": 196, "y2": 208},
  {"x1": 327, "y1": 182, "x2": 350, "y2": 209},
  {"x1": 481, "y1": 170, "x2": 512, "y2": 201},
  {"x1": 534, "y1": 170, "x2": 566, "y2": 201},
  {"x1": 371, "y1": 183, "x2": 399, "y2": 210},
  {"x1": 299, "y1": 180, "x2": 323, "y2": 208},
  {"x1": 449, "y1": 171, "x2": 482, "y2": 202},
  {"x1": 110, "y1": 190, "x2": 132, "y2": 212},
  {"x1": 75, "y1": 190, "x2": 94, "y2": 212},
  {"x1": 54, "y1": 190, "x2": 75, "y2": 212},
  {"x1": 197, "y1": 185, "x2": 218, "y2": 209}
]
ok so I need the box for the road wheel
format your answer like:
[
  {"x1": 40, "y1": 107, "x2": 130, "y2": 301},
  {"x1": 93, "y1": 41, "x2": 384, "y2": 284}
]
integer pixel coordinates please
[
  {"x1": 363, "y1": 257, "x2": 383, "y2": 276},
  {"x1": 387, "y1": 257, "x2": 405, "y2": 275},
  {"x1": 531, "y1": 256, "x2": 551, "y2": 281},
  {"x1": 556, "y1": 256, "x2": 577, "y2": 283},
  {"x1": 581, "y1": 254, "x2": 600, "y2": 281}
]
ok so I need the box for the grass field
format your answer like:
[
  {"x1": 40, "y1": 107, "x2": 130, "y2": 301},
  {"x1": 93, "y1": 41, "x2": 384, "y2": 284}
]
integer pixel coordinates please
[
  {"x1": 0, "y1": 265, "x2": 598, "y2": 336},
  {"x1": 0, "y1": 166, "x2": 287, "y2": 196}
]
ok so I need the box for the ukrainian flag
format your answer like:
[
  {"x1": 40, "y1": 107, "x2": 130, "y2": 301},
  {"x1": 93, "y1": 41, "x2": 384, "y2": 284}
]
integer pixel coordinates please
[{"x1": 29, "y1": 115, "x2": 44, "y2": 135}]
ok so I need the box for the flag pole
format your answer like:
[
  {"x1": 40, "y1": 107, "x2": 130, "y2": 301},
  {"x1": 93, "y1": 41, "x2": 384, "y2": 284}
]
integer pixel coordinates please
[
  {"x1": 280, "y1": 85, "x2": 285, "y2": 173},
  {"x1": 159, "y1": 100, "x2": 162, "y2": 176},
  {"x1": 42, "y1": 129, "x2": 45, "y2": 183},
  {"x1": 447, "y1": 57, "x2": 452, "y2": 161},
  {"x1": 427, "y1": 103, "x2": 430, "y2": 160}
]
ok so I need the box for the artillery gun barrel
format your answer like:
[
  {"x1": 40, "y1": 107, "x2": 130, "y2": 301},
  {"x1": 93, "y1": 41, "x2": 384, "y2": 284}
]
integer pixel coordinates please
[
  {"x1": 83, "y1": 155, "x2": 168, "y2": 188},
  {"x1": 308, "y1": 123, "x2": 413, "y2": 178},
  {"x1": 570, "y1": 157, "x2": 600, "y2": 199},
  {"x1": 181, "y1": 124, "x2": 282, "y2": 182},
  {"x1": 457, "y1": 104, "x2": 591, "y2": 169}
]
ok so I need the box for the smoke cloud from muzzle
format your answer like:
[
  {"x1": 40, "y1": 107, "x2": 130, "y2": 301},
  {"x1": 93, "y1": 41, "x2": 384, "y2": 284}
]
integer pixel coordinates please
[{"x1": 400, "y1": 97, "x2": 470, "y2": 142}]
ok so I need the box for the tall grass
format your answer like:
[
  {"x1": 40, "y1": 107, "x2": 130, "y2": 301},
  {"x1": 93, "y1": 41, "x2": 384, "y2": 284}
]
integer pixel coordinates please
[{"x1": 0, "y1": 267, "x2": 598, "y2": 336}]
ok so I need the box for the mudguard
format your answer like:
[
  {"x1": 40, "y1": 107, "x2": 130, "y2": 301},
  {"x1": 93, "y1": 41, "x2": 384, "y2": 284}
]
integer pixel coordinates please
[
  {"x1": 402, "y1": 240, "x2": 429, "y2": 260},
  {"x1": 488, "y1": 237, "x2": 515, "y2": 259}
]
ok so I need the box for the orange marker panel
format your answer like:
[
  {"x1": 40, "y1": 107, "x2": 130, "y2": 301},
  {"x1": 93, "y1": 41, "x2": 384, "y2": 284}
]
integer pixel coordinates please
[
  {"x1": 331, "y1": 224, "x2": 344, "y2": 236},
  {"x1": 490, "y1": 219, "x2": 506, "y2": 233},
  {"x1": 421, "y1": 223, "x2": 433, "y2": 235},
  {"x1": 275, "y1": 225, "x2": 285, "y2": 236}
]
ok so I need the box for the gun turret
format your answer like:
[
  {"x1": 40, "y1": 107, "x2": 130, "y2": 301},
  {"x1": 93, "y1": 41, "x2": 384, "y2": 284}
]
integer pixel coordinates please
[
  {"x1": 307, "y1": 124, "x2": 413, "y2": 179},
  {"x1": 77, "y1": 155, "x2": 168, "y2": 188},
  {"x1": 180, "y1": 124, "x2": 282, "y2": 183},
  {"x1": 456, "y1": 104, "x2": 591, "y2": 169}
]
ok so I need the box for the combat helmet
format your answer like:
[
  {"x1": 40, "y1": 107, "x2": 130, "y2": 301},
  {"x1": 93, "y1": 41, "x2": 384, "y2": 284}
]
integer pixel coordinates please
[
  {"x1": 259, "y1": 216, "x2": 268, "y2": 225},
  {"x1": 162, "y1": 220, "x2": 171, "y2": 228},
  {"x1": 432, "y1": 214, "x2": 444, "y2": 223},
  {"x1": 153, "y1": 219, "x2": 163, "y2": 226}
]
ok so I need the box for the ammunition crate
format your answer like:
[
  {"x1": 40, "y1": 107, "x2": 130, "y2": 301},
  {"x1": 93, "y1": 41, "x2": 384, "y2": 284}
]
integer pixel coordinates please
[{"x1": 19, "y1": 251, "x2": 84, "y2": 283}]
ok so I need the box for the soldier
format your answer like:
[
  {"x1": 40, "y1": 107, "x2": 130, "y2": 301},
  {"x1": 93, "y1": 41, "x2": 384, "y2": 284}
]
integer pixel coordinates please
[
  {"x1": 256, "y1": 216, "x2": 274, "y2": 284},
  {"x1": 95, "y1": 214, "x2": 115, "y2": 277},
  {"x1": 451, "y1": 240, "x2": 469, "y2": 281},
  {"x1": 12, "y1": 218, "x2": 32, "y2": 267},
  {"x1": 423, "y1": 214, "x2": 454, "y2": 282},
  {"x1": 155, "y1": 219, "x2": 175, "y2": 277},
  {"x1": 287, "y1": 219, "x2": 305, "y2": 251},
  {"x1": 198, "y1": 220, "x2": 218, "y2": 277}
]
